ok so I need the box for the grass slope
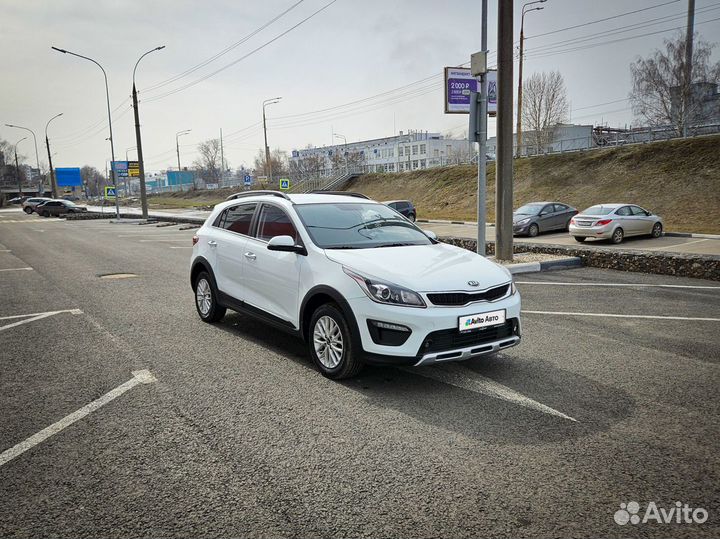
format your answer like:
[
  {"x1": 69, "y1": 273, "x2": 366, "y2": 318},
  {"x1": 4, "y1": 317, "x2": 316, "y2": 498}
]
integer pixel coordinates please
[{"x1": 344, "y1": 135, "x2": 720, "y2": 233}]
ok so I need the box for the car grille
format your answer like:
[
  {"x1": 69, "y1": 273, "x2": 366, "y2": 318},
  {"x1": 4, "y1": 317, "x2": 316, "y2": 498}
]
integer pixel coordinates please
[
  {"x1": 427, "y1": 284, "x2": 510, "y2": 306},
  {"x1": 418, "y1": 319, "x2": 517, "y2": 355}
]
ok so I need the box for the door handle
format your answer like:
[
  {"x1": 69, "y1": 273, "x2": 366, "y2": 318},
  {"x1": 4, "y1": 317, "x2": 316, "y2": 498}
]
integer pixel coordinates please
[
  {"x1": 244, "y1": 252, "x2": 256, "y2": 260},
  {"x1": 207, "y1": 240, "x2": 217, "y2": 247}
]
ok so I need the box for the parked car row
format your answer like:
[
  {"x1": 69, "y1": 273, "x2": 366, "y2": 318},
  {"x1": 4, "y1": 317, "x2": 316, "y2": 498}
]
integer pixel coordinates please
[
  {"x1": 21, "y1": 197, "x2": 87, "y2": 217},
  {"x1": 513, "y1": 200, "x2": 663, "y2": 244}
]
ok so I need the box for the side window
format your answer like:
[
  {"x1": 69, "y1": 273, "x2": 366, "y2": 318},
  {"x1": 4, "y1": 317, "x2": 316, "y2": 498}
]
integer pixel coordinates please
[
  {"x1": 616, "y1": 206, "x2": 632, "y2": 216},
  {"x1": 541, "y1": 205, "x2": 553, "y2": 215},
  {"x1": 222, "y1": 203, "x2": 256, "y2": 235},
  {"x1": 256, "y1": 205, "x2": 298, "y2": 242},
  {"x1": 387, "y1": 202, "x2": 397, "y2": 210},
  {"x1": 631, "y1": 206, "x2": 647, "y2": 216},
  {"x1": 554, "y1": 204, "x2": 567, "y2": 212}
]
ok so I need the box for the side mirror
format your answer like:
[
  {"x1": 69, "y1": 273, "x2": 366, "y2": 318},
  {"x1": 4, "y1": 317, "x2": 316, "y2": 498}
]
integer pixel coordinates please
[
  {"x1": 423, "y1": 230, "x2": 438, "y2": 241},
  {"x1": 267, "y1": 235, "x2": 306, "y2": 254}
]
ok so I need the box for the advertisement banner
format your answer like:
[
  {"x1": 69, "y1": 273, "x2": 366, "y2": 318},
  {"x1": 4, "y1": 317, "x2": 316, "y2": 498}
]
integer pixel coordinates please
[
  {"x1": 112, "y1": 161, "x2": 129, "y2": 178},
  {"x1": 444, "y1": 67, "x2": 497, "y2": 115},
  {"x1": 128, "y1": 161, "x2": 140, "y2": 177},
  {"x1": 55, "y1": 167, "x2": 83, "y2": 187}
]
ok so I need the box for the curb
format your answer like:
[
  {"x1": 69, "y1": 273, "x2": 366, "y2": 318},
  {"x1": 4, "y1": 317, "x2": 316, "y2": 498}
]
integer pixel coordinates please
[{"x1": 503, "y1": 257, "x2": 583, "y2": 275}]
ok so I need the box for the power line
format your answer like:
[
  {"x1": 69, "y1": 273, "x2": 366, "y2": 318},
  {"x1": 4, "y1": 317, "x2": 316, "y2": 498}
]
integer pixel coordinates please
[
  {"x1": 141, "y1": 0, "x2": 306, "y2": 93},
  {"x1": 142, "y1": 0, "x2": 341, "y2": 104},
  {"x1": 525, "y1": 0, "x2": 681, "y2": 40}
]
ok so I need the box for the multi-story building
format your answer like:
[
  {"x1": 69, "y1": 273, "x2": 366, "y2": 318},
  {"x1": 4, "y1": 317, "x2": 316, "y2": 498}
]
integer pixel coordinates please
[{"x1": 290, "y1": 130, "x2": 470, "y2": 178}]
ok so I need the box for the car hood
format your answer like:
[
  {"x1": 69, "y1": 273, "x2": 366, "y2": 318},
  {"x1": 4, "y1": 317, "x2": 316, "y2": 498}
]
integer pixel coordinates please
[
  {"x1": 324, "y1": 242, "x2": 511, "y2": 292},
  {"x1": 513, "y1": 213, "x2": 537, "y2": 224}
]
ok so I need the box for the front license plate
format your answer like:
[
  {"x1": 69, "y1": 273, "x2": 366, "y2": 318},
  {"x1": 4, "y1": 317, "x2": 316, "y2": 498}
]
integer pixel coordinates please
[{"x1": 459, "y1": 309, "x2": 506, "y2": 332}]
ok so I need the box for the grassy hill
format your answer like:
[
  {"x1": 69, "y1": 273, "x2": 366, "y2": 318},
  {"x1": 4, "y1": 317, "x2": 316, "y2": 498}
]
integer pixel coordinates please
[{"x1": 344, "y1": 134, "x2": 720, "y2": 234}]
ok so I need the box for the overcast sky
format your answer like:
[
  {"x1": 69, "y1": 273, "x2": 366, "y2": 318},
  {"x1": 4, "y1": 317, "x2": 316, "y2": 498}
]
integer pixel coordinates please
[{"x1": 1, "y1": 0, "x2": 718, "y2": 173}]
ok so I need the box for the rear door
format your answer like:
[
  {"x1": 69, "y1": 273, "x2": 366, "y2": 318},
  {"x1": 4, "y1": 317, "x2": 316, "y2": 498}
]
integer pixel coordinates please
[
  {"x1": 553, "y1": 204, "x2": 572, "y2": 229},
  {"x1": 213, "y1": 202, "x2": 257, "y2": 300},
  {"x1": 242, "y1": 203, "x2": 303, "y2": 327},
  {"x1": 614, "y1": 206, "x2": 635, "y2": 234}
]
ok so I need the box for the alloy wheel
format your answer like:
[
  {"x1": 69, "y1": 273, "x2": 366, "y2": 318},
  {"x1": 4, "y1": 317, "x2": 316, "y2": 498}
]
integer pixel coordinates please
[
  {"x1": 195, "y1": 278, "x2": 212, "y2": 316},
  {"x1": 313, "y1": 315, "x2": 343, "y2": 369}
]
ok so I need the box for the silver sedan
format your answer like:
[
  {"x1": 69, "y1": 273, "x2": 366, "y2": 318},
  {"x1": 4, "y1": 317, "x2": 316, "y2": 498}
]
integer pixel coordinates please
[{"x1": 569, "y1": 204, "x2": 664, "y2": 244}]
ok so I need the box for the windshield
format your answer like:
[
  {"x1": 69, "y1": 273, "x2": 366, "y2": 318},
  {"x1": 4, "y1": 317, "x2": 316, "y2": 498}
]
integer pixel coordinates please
[
  {"x1": 295, "y1": 203, "x2": 432, "y2": 249},
  {"x1": 64, "y1": 201, "x2": 77, "y2": 207},
  {"x1": 582, "y1": 205, "x2": 613, "y2": 216},
  {"x1": 515, "y1": 203, "x2": 544, "y2": 215}
]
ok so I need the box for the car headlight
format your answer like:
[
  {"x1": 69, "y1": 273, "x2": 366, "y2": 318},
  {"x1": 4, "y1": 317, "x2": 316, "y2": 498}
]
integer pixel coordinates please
[
  {"x1": 516, "y1": 218, "x2": 530, "y2": 225},
  {"x1": 343, "y1": 267, "x2": 426, "y2": 308},
  {"x1": 510, "y1": 281, "x2": 517, "y2": 295}
]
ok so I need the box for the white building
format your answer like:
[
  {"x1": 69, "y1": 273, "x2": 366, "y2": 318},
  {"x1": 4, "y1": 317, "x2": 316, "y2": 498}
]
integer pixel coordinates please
[{"x1": 291, "y1": 130, "x2": 470, "y2": 176}]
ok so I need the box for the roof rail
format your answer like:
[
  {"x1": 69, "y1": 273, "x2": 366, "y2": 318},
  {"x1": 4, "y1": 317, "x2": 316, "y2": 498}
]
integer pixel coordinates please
[
  {"x1": 308, "y1": 190, "x2": 370, "y2": 200},
  {"x1": 226, "y1": 190, "x2": 292, "y2": 202}
]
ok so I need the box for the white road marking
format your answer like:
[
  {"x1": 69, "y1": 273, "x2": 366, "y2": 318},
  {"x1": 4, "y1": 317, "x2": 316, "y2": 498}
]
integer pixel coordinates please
[
  {"x1": 117, "y1": 234, "x2": 188, "y2": 237},
  {"x1": 0, "y1": 249, "x2": 11, "y2": 252},
  {"x1": 138, "y1": 239, "x2": 189, "y2": 242},
  {"x1": 169, "y1": 246, "x2": 192, "y2": 249},
  {"x1": 406, "y1": 364, "x2": 577, "y2": 422},
  {"x1": 0, "y1": 370, "x2": 157, "y2": 468},
  {"x1": 0, "y1": 309, "x2": 83, "y2": 331},
  {"x1": 653, "y1": 238, "x2": 710, "y2": 251},
  {"x1": 516, "y1": 281, "x2": 720, "y2": 290},
  {"x1": 0, "y1": 267, "x2": 33, "y2": 272},
  {"x1": 522, "y1": 310, "x2": 720, "y2": 322}
]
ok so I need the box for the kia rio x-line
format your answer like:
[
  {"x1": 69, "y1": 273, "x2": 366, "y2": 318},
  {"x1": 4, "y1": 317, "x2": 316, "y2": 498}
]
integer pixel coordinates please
[{"x1": 190, "y1": 191, "x2": 521, "y2": 379}]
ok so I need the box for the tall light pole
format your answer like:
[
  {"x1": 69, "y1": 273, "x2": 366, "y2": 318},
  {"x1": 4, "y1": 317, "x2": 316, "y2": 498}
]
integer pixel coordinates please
[
  {"x1": 176, "y1": 129, "x2": 191, "y2": 172},
  {"x1": 516, "y1": 0, "x2": 546, "y2": 157},
  {"x1": 6, "y1": 124, "x2": 41, "y2": 194},
  {"x1": 13, "y1": 137, "x2": 27, "y2": 197},
  {"x1": 133, "y1": 46, "x2": 165, "y2": 218},
  {"x1": 496, "y1": 0, "x2": 514, "y2": 261},
  {"x1": 262, "y1": 97, "x2": 281, "y2": 186},
  {"x1": 44, "y1": 113, "x2": 63, "y2": 198},
  {"x1": 52, "y1": 46, "x2": 120, "y2": 218},
  {"x1": 333, "y1": 133, "x2": 348, "y2": 173},
  {"x1": 683, "y1": 0, "x2": 695, "y2": 137}
]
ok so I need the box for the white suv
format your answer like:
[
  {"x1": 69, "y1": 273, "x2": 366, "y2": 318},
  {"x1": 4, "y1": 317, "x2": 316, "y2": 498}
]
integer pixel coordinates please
[{"x1": 190, "y1": 191, "x2": 521, "y2": 379}]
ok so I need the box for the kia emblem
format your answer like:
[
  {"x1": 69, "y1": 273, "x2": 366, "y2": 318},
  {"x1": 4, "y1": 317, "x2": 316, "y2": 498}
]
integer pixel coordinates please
[{"x1": 467, "y1": 280, "x2": 480, "y2": 287}]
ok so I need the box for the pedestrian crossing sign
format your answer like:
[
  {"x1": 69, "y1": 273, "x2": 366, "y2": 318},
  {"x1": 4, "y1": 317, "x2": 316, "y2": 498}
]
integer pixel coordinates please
[
  {"x1": 279, "y1": 179, "x2": 290, "y2": 190},
  {"x1": 104, "y1": 186, "x2": 117, "y2": 199}
]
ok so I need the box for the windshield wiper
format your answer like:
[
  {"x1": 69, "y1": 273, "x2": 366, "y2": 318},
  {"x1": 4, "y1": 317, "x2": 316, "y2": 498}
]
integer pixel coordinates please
[
  {"x1": 325, "y1": 245, "x2": 365, "y2": 250},
  {"x1": 376, "y1": 242, "x2": 417, "y2": 248}
]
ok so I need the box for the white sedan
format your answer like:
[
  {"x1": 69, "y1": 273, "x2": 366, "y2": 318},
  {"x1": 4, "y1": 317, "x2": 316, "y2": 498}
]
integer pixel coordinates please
[{"x1": 569, "y1": 204, "x2": 664, "y2": 244}]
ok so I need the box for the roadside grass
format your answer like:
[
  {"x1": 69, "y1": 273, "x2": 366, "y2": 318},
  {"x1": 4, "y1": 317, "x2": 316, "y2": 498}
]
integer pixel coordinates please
[{"x1": 344, "y1": 134, "x2": 720, "y2": 234}]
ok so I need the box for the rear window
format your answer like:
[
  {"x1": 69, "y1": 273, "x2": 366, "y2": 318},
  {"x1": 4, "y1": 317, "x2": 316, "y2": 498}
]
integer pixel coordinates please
[{"x1": 582, "y1": 205, "x2": 613, "y2": 216}]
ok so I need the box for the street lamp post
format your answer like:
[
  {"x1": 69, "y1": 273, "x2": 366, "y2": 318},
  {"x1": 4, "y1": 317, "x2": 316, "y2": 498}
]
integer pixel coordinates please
[
  {"x1": 44, "y1": 113, "x2": 63, "y2": 198},
  {"x1": 133, "y1": 46, "x2": 165, "y2": 218},
  {"x1": 6, "y1": 124, "x2": 42, "y2": 194},
  {"x1": 333, "y1": 133, "x2": 348, "y2": 174},
  {"x1": 52, "y1": 46, "x2": 120, "y2": 218},
  {"x1": 13, "y1": 137, "x2": 27, "y2": 197},
  {"x1": 176, "y1": 130, "x2": 191, "y2": 171},
  {"x1": 262, "y1": 97, "x2": 281, "y2": 186},
  {"x1": 516, "y1": 0, "x2": 546, "y2": 157}
]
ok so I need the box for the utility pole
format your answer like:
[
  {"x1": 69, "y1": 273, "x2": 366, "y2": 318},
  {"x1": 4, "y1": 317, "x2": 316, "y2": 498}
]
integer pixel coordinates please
[
  {"x1": 14, "y1": 137, "x2": 26, "y2": 197},
  {"x1": 45, "y1": 113, "x2": 62, "y2": 199},
  {"x1": 683, "y1": 0, "x2": 695, "y2": 138},
  {"x1": 516, "y1": 1, "x2": 546, "y2": 157},
  {"x1": 262, "y1": 97, "x2": 281, "y2": 187},
  {"x1": 6, "y1": 124, "x2": 42, "y2": 194},
  {"x1": 133, "y1": 46, "x2": 164, "y2": 219},
  {"x1": 496, "y1": 0, "x2": 514, "y2": 261},
  {"x1": 220, "y1": 128, "x2": 225, "y2": 186},
  {"x1": 176, "y1": 129, "x2": 191, "y2": 172}
]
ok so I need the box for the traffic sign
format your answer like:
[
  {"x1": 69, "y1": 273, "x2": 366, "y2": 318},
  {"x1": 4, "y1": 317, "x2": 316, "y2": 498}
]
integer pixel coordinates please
[
  {"x1": 244, "y1": 174, "x2": 252, "y2": 186},
  {"x1": 112, "y1": 161, "x2": 129, "y2": 178},
  {"x1": 279, "y1": 179, "x2": 290, "y2": 190},
  {"x1": 104, "y1": 186, "x2": 117, "y2": 199}
]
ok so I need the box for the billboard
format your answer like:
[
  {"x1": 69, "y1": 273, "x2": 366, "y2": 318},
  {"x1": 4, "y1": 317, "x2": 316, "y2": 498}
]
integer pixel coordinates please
[
  {"x1": 128, "y1": 161, "x2": 140, "y2": 177},
  {"x1": 112, "y1": 161, "x2": 129, "y2": 178},
  {"x1": 55, "y1": 167, "x2": 83, "y2": 187},
  {"x1": 444, "y1": 67, "x2": 497, "y2": 115}
]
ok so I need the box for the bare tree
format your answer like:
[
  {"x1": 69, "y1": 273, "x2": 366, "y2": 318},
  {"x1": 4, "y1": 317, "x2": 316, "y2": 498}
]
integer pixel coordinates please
[
  {"x1": 254, "y1": 148, "x2": 288, "y2": 186},
  {"x1": 80, "y1": 165, "x2": 106, "y2": 196},
  {"x1": 630, "y1": 33, "x2": 720, "y2": 134},
  {"x1": 521, "y1": 70, "x2": 570, "y2": 153},
  {"x1": 289, "y1": 152, "x2": 326, "y2": 182},
  {"x1": 192, "y1": 139, "x2": 223, "y2": 187}
]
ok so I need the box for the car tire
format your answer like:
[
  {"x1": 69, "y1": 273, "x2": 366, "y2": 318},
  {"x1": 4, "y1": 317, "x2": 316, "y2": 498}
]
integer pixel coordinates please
[
  {"x1": 573, "y1": 236, "x2": 586, "y2": 243},
  {"x1": 24, "y1": 207, "x2": 33, "y2": 214},
  {"x1": 308, "y1": 303, "x2": 363, "y2": 380},
  {"x1": 42, "y1": 211, "x2": 49, "y2": 218},
  {"x1": 408, "y1": 212, "x2": 416, "y2": 222},
  {"x1": 528, "y1": 223, "x2": 539, "y2": 237},
  {"x1": 611, "y1": 227, "x2": 624, "y2": 244},
  {"x1": 651, "y1": 222, "x2": 663, "y2": 238},
  {"x1": 193, "y1": 271, "x2": 226, "y2": 323}
]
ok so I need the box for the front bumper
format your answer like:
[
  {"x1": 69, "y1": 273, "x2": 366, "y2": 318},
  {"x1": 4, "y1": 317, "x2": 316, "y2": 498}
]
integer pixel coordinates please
[
  {"x1": 513, "y1": 222, "x2": 531, "y2": 235},
  {"x1": 348, "y1": 292, "x2": 522, "y2": 366},
  {"x1": 569, "y1": 224, "x2": 613, "y2": 238}
]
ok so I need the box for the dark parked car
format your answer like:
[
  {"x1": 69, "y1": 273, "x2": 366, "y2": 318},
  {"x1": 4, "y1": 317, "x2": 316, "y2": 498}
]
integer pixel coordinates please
[
  {"x1": 22, "y1": 197, "x2": 53, "y2": 214},
  {"x1": 384, "y1": 199, "x2": 417, "y2": 221},
  {"x1": 62, "y1": 195, "x2": 81, "y2": 201},
  {"x1": 36, "y1": 199, "x2": 88, "y2": 217},
  {"x1": 513, "y1": 201, "x2": 578, "y2": 237}
]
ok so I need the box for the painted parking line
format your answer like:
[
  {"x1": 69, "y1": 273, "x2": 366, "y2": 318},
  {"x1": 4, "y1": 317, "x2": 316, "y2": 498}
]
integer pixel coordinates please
[
  {"x1": 0, "y1": 267, "x2": 33, "y2": 273},
  {"x1": 0, "y1": 250, "x2": 11, "y2": 253},
  {"x1": 0, "y1": 370, "x2": 157, "y2": 468},
  {"x1": 169, "y1": 246, "x2": 193, "y2": 249},
  {"x1": 522, "y1": 310, "x2": 720, "y2": 322},
  {"x1": 405, "y1": 363, "x2": 577, "y2": 422},
  {"x1": 138, "y1": 239, "x2": 190, "y2": 242},
  {"x1": 0, "y1": 309, "x2": 83, "y2": 332},
  {"x1": 515, "y1": 281, "x2": 720, "y2": 290},
  {"x1": 652, "y1": 238, "x2": 710, "y2": 251}
]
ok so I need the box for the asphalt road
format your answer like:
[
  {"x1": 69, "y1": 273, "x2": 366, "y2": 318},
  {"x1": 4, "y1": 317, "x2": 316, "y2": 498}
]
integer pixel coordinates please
[{"x1": 1, "y1": 208, "x2": 719, "y2": 538}]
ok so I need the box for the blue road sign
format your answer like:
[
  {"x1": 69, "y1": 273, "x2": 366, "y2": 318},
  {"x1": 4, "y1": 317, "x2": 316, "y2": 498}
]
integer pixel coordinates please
[
  {"x1": 55, "y1": 167, "x2": 83, "y2": 187},
  {"x1": 104, "y1": 186, "x2": 117, "y2": 199},
  {"x1": 244, "y1": 174, "x2": 252, "y2": 186},
  {"x1": 279, "y1": 179, "x2": 290, "y2": 190}
]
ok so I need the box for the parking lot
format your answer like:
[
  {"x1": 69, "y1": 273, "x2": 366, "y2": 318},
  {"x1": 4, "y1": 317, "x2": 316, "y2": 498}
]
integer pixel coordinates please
[{"x1": 1, "y1": 207, "x2": 719, "y2": 538}]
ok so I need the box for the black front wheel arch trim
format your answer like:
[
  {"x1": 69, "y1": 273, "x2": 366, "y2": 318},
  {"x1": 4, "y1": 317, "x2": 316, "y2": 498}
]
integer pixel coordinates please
[{"x1": 299, "y1": 285, "x2": 362, "y2": 348}]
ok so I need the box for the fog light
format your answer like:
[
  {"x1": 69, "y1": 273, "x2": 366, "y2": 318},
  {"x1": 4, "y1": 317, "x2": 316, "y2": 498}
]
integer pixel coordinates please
[{"x1": 370, "y1": 320, "x2": 410, "y2": 332}]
